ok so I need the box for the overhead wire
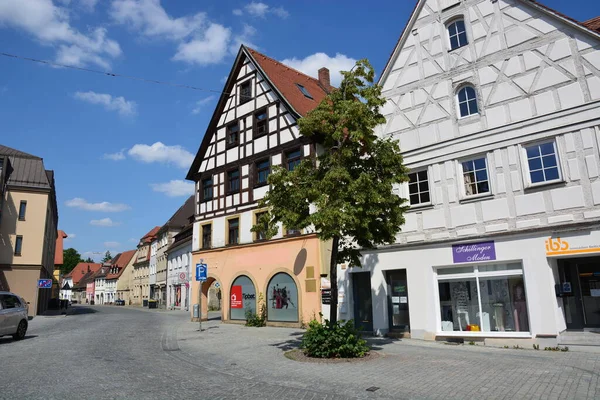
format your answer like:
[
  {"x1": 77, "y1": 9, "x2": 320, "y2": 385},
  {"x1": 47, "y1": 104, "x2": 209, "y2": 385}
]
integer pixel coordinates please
[{"x1": 0, "y1": 51, "x2": 229, "y2": 95}]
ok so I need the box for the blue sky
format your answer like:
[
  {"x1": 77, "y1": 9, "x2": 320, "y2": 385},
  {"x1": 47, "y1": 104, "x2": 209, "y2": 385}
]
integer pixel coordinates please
[{"x1": 0, "y1": 0, "x2": 597, "y2": 261}]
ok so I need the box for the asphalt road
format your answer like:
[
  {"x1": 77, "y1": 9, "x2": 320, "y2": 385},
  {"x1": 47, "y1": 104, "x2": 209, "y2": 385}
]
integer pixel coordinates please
[{"x1": 0, "y1": 306, "x2": 349, "y2": 400}]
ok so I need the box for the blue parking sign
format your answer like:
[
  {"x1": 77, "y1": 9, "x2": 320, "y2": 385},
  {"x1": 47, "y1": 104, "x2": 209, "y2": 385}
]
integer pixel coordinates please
[{"x1": 195, "y1": 264, "x2": 207, "y2": 282}]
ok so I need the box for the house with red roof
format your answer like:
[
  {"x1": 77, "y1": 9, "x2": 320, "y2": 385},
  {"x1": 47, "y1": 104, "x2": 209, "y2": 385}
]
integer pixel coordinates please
[
  {"x1": 185, "y1": 45, "x2": 335, "y2": 325},
  {"x1": 61, "y1": 262, "x2": 102, "y2": 302},
  {"x1": 132, "y1": 226, "x2": 160, "y2": 305},
  {"x1": 105, "y1": 250, "x2": 136, "y2": 304},
  {"x1": 52, "y1": 230, "x2": 68, "y2": 299}
]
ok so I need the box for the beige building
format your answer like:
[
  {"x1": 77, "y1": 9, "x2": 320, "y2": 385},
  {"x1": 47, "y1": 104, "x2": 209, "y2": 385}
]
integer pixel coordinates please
[
  {"x1": 0, "y1": 145, "x2": 58, "y2": 316},
  {"x1": 116, "y1": 249, "x2": 138, "y2": 305},
  {"x1": 132, "y1": 226, "x2": 159, "y2": 306}
]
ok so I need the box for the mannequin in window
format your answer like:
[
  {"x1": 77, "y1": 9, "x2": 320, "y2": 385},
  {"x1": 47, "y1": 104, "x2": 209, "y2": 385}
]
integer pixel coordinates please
[{"x1": 513, "y1": 283, "x2": 529, "y2": 332}]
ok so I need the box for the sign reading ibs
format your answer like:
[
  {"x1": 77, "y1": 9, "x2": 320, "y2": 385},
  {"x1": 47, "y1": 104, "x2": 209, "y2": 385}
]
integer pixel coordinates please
[
  {"x1": 546, "y1": 236, "x2": 600, "y2": 257},
  {"x1": 230, "y1": 285, "x2": 243, "y2": 309}
]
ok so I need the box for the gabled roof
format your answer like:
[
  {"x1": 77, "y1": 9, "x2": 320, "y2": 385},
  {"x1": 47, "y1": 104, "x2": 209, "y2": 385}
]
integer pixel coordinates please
[
  {"x1": 167, "y1": 223, "x2": 193, "y2": 253},
  {"x1": 0, "y1": 145, "x2": 40, "y2": 159},
  {"x1": 140, "y1": 226, "x2": 160, "y2": 244},
  {"x1": 66, "y1": 262, "x2": 102, "y2": 285},
  {"x1": 94, "y1": 266, "x2": 110, "y2": 279},
  {"x1": 159, "y1": 195, "x2": 195, "y2": 234},
  {"x1": 186, "y1": 45, "x2": 333, "y2": 181},
  {"x1": 379, "y1": 0, "x2": 600, "y2": 85},
  {"x1": 106, "y1": 249, "x2": 136, "y2": 280},
  {"x1": 583, "y1": 16, "x2": 600, "y2": 33}
]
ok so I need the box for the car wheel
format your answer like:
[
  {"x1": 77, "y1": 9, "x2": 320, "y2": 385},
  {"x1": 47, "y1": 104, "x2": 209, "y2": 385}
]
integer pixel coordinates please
[{"x1": 13, "y1": 320, "x2": 27, "y2": 340}]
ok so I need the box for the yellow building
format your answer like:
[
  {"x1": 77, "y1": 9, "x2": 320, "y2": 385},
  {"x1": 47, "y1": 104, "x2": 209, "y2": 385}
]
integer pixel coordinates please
[
  {"x1": 132, "y1": 227, "x2": 159, "y2": 306},
  {"x1": 0, "y1": 145, "x2": 58, "y2": 316}
]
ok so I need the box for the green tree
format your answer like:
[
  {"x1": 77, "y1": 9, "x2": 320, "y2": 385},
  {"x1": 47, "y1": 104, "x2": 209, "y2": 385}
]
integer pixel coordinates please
[
  {"x1": 101, "y1": 251, "x2": 112, "y2": 263},
  {"x1": 83, "y1": 257, "x2": 94, "y2": 263},
  {"x1": 62, "y1": 248, "x2": 82, "y2": 275},
  {"x1": 253, "y1": 59, "x2": 409, "y2": 324}
]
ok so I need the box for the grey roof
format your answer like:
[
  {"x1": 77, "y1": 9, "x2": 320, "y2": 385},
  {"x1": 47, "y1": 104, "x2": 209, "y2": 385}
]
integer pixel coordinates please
[
  {"x1": 160, "y1": 195, "x2": 195, "y2": 233},
  {"x1": 0, "y1": 144, "x2": 51, "y2": 190}
]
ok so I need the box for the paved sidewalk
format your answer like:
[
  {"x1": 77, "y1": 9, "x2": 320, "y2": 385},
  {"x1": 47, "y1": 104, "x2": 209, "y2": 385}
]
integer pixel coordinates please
[{"x1": 170, "y1": 318, "x2": 600, "y2": 400}]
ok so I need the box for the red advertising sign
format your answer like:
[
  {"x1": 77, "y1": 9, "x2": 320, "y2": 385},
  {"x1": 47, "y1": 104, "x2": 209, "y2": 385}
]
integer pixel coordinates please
[{"x1": 230, "y1": 285, "x2": 243, "y2": 309}]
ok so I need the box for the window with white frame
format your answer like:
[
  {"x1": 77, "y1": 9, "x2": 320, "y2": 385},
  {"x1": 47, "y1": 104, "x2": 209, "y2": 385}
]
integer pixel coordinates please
[
  {"x1": 524, "y1": 141, "x2": 561, "y2": 185},
  {"x1": 447, "y1": 19, "x2": 468, "y2": 50},
  {"x1": 457, "y1": 86, "x2": 478, "y2": 118},
  {"x1": 437, "y1": 263, "x2": 529, "y2": 333},
  {"x1": 408, "y1": 170, "x2": 430, "y2": 205},
  {"x1": 460, "y1": 157, "x2": 489, "y2": 197}
]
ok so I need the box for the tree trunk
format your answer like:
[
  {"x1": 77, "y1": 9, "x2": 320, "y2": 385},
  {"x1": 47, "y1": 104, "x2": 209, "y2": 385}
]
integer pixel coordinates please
[{"x1": 328, "y1": 235, "x2": 340, "y2": 326}]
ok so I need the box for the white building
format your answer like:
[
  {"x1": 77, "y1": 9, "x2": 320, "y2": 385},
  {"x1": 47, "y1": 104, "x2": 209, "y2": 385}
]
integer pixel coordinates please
[
  {"x1": 94, "y1": 266, "x2": 109, "y2": 305},
  {"x1": 149, "y1": 239, "x2": 158, "y2": 299},
  {"x1": 336, "y1": 0, "x2": 600, "y2": 346},
  {"x1": 105, "y1": 250, "x2": 137, "y2": 304},
  {"x1": 166, "y1": 225, "x2": 193, "y2": 311}
]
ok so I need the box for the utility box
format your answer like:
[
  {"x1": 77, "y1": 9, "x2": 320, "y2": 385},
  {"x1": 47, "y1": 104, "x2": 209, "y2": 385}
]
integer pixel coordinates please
[{"x1": 193, "y1": 304, "x2": 199, "y2": 319}]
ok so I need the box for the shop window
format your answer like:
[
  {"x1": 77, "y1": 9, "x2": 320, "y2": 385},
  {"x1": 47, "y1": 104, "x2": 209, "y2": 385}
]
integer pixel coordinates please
[
  {"x1": 202, "y1": 178, "x2": 213, "y2": 201},
  {"x1": 437, "y1": 263, "x2": 529, "y2": 333},
  {"x1": 447, "y1": 19, "x2": 468, "y2": 50},
  {"x1": 267, "y1": 272, "x2": 298, "y2": 322},
  {"x1": 408, "y1": 170, "x2": 430, "y2": 205},
  {"x1": 239, "y1": 81, "x2": 252, "y2": 104},
  {"x1": 524, "y1": 141, "x2": 561, "y2": 185},
  {"x1": 457, "y1": 86, "x2": 478, "y2": 118},
  {"x1": 286, "y1": 148, "x2": 302, "y2": 171},
  {"x1": 230, "y1": 275, "x2": 256, "y2": 320},
  {"x1": 461, "y1": 157, "x2": 489, "y2": 197}
]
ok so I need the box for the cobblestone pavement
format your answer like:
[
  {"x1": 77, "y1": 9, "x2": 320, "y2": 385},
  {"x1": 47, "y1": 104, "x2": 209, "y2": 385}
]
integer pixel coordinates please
[{"x1": 1, "y1": 306, "x2": 599, "y2": 399}]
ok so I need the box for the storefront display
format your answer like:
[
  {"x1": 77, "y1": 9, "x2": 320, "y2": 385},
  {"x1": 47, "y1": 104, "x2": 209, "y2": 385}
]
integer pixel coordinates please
[
  {"x1": 267, "y1": 273, "x2": 298, "y2": 322},
  {"x1": 230, "y1": 275, "x2": 256, "y2": 320},
  {"x1": 437, "y1": 263, "x2": 529, "y2": 333}
]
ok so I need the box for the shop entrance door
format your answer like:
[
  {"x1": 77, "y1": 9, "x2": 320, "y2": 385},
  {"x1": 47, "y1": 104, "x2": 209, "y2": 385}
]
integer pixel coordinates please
[
  {"x1": 352, "y1": 272, "x2": 373, "y2": 332},
  {"x1": 559, "y1": 258, "x2": 600, "y2": 329},
  {"x1": 387, "y1": 270, "x2": 410, "y2": 332}
]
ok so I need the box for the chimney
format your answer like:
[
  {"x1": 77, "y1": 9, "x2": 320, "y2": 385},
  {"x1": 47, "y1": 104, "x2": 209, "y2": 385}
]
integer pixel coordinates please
[
  {"x1": 318, "y1": 67, "x2": 330, "y2": 89},
  {"x1": 87, "y1": 265, "x2": 90, "y2": 273}
]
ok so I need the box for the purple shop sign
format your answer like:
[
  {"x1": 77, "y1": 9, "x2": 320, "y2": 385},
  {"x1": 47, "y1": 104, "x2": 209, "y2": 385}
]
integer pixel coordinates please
[{"x1": 452, "y1": 241, "x2": 496, "y2": 263}]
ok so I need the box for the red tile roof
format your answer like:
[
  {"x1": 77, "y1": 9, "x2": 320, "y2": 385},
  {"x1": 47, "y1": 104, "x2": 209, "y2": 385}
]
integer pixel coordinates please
[
  {"x1": 54, "y1": 230, "x2": 67, "y2": 265},
  {"x1": 66, "y1": 262, "x2": 102, "y2": 285},
  {"x1": 106, "y1": 250, "x2": 136, "y2": 280},
  {"x1": 246, "y1": 47, "x2": 332, "y2": 117},
  {"x1": 583, "y1": 16, "x2": 600, "y2": 33},
  {"x1": 141, "y1": 226, "x2": 160, "y2": 243}
]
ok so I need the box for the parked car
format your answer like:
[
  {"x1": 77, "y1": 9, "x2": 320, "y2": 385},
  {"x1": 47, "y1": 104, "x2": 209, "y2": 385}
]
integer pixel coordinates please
[
  {"x1": 0, "y1": 291, "x2": 29, "y2": 340},
  {"x1": 114, "y1": 299, "x2": 125, "y2": 306}
]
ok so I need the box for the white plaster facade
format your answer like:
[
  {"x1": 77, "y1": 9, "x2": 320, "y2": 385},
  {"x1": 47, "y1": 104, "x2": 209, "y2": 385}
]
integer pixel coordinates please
[
  {"x1": 149, "y1": 239, "x2": 158, "y2": 290},
  {"x1": 337, "y1": 0, "x2": 600, "y2": 344},
  {"x1": 166, "y1": 238, "x2": 192, "y2": 310}
]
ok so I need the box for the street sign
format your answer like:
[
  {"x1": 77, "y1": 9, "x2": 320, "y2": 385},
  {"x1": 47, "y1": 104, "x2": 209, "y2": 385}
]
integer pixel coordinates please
[
  {"x1": 179, "y1": 272, "x2": 187, "y2": 283},
  {"x1": 195, "y1": 263, "x2": 207, "y2": 282},
  {"x1": 37, "y1": 279, "x2": 52, "y2": 289},
  {"x1": 214, "y1": 282, "x2": 220, "y2": 288}
]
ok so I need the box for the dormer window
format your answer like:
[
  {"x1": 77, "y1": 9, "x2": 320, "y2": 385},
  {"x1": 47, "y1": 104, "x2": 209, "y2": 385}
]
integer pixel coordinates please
[
  {"x1": 227, "y1": 122, "x2": 240, "y2": 147},
  {"x1": 457, "y1": 86, "x2": 479, "y2": 118},
  {"x1": 240, "y1": 81, "x2": 252, "y2": 104},
  {"x1": 296, "y1": 84, "x2": 313, "y2": 99},
  {"x1": 447, "y1": 19, "x2": 468, "y2": 50}
]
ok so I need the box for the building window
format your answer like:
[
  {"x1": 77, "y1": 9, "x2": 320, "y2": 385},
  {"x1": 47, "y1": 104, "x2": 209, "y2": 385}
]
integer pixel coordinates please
[
  {"x1": 408, "y1": 170, "x2": 430, "y2": 205},
  {"x1": 525, "y1": 142, "x2": 561, "y2": 185},
  {"x1": 202, "y1": 178, "x2": 213, "y2": 201},
  {"x1": 230, "y1": 275, "x2": 256, "y2": 320},
  {"x1": 461, "y1": 157, "x2": 489, "y2": 196},
  {"x1": 202, "y1": 224, "x2": 211, "y2": 249},
  {"x1": 457, "y1": 86, "x2": 478, "y2": 117},
  {"x1": 286, "y1": 148, "x2": 302, "y2": 171},
  {"x1": 227, "y1": 122, "x2": 240, "y2": 147},
  {"x1": 240, "y1": 81, "x2": 252, "y2": 104},
  {"x1": 286, "y1": 227, "x2": 301, "y2": 236},
  {"x1": 255, "y1": 212, "x2": 268, "y2": 241},
  {"x1": 228, "y1": 218, "x2": 239, "y2": 245},
  {"x1": 448, "y1": 19, "x2": 468, "y2": 50},
  {"x1": 18, "y1": 201, "x2": 27, "y2": 221},
  {"x1": 14, "y1": 235, "x2": 23, "y2": 256},
  {"x1": 254, "y1": 109, "x2": 268, "y2": 137},
  {"x1": 267, "y1": 272, "x2": 298, "y2": 322},
  {"x1": 437, "y1": 263, "x2": 529, "y2": 333},
  {"x1": 228, "y1": 169, "x2": 240, "y2": 193},
  {"x1": 296, "y1": 84, "x2": 313, "y2": 99},
  {"x1": 256, "y1": 159, "x2": 270, "y2": 186}
]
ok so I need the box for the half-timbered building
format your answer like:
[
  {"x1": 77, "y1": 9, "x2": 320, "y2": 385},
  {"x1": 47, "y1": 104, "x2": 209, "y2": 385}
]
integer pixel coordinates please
[
  {"x1": 338, "y1": 0, "x2": 600, "y2": 346},
  {"x1": 186, "y1": 46, "x2": 333, "y2": 326}
]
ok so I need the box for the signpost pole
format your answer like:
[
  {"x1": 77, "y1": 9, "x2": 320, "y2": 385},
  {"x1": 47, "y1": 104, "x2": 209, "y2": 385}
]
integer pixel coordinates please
[{"x1": 199, "y1": 280, "x2": 202, "y2": 332}]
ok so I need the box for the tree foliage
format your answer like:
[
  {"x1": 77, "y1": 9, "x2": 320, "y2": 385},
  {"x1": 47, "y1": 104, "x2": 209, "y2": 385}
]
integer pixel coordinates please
[
  {"x1": 253, "y1": 59, "x2": 409, "y2": 324},
  {"x1": 62, "y1": 248, "x2": 82, "y2": 275},
  {"x1": 83, "y1": 257, "x2": 94, "y2": 263},
  {"x1": 101, "y1": 251, "x2": 112, "y2": 263}
]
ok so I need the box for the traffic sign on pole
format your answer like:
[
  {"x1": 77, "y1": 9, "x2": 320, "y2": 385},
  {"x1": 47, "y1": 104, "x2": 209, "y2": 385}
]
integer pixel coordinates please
[
  {"x1": 37, "y1": 279, "x2": 52, "y2": 289},
  {"x1": 195, "y1": 263, "x2": 207, "y2": 282}
]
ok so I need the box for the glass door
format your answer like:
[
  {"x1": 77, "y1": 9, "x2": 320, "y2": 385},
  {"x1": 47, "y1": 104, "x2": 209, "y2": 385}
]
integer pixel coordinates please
[
  {"x1": 559, "y1": 260, "x2": 585, "y2": 330},
  {"x1": 577, "y1": 262, "x2": 600, "y2": 328},
  {"x1": 387, "y1": 270, "x2": 410, "y2": 331},
  {"x1": 352, "y1": 272, "x2": 373, "y2": 332}
]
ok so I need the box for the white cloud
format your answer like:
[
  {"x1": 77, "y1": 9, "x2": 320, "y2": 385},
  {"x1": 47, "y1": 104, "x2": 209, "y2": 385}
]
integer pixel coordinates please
[
  {"x1": 74, "y1": 91, "x2": 137, "y2": 116},
  {"x1": 103, "y1": 241, "x2": 120, "y2": 248},
  {"x1": 64, "y1": 233, "x2": 76, "y2": 241},
  {"x1": 110, "y1": 0, "x2": 237, "y2": 66},
  {"x1": 173, "y1": 23, "x2": 231, "y2": 66},
  {"x1": 128, "y1": 142, "x2": 194, "y2": 169},
  {"x1": 281, "y1": 53, "x2": 357, "y2": 87},
  {"x1": 234, "y1": 2, "x2": 289, "y2": 19},
  {"x1": 150, "y1": 180, "x2": 194, "y2": 197},
  {"x1": 230, "y1": 24, "x2": 258, "y2": 55},
  {"x1": 103, "y1": 149, "x2": 126, "y2": 160},
  {"x1": 90, "y1": 218, "x2": 121, "y2": 227},
  {"x1": 192, "y1": 95, "x2": 216, "y2": 114},
  {"x1": 66, "y1": 198, "x2": 130, "y2": 212},
  {"x1": 0, "y1": 0, "x2": 121, "y2": 68}
]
